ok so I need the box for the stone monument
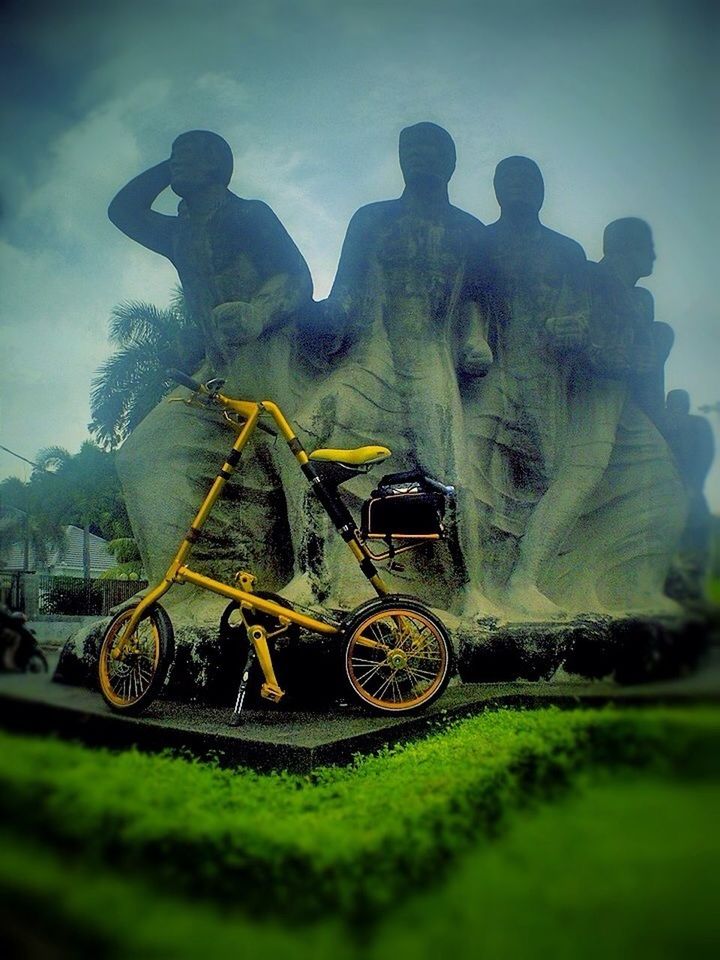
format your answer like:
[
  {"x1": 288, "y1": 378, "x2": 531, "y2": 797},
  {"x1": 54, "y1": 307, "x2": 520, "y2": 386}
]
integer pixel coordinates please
[
  {"x1": 108, "y1": 130, "x2": 313, "y2": 595},
  {"x1": 288, "y1": 122, "x2": 488, "y2": 610},
  {"x1": 664, "y1": 389, "x2": 715, "y2": 600},
  {"x1": 56, "y1": 131, "x2": 711, "y2": 701},
  {"x1": 461, "y1": 156, "x2": 594, "y2": 617}
]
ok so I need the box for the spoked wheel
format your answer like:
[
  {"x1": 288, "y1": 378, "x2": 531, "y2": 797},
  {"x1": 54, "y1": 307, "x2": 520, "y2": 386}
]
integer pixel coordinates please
[
  {"x1": 343, "y1": 597, "x2": 454, "y2": 714},
  {"x1": 98, "y1": 603, "x2": 174, "y2": 715}
]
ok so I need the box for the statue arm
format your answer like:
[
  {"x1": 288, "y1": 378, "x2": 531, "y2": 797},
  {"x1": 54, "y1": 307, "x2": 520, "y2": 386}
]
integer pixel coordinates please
[
  {"x1": 695, "y1": 418, "x2": 716, "y2": 487},
  {"x1": 545, "y1": 251, "x2": 591, "y2": 354},
  {"x1": 328, "y1": 207, "x2": 374, "y2": 312},
  {"x1": 212, "y1": 202, "x2": 313, "y2": 345},
  {"x1": 297, "y1": 205, "x2": 377, "y2": 361},
  {"x1": 628, "y1": 288, "x2": 656, "y2": 376},
  {"x1": 108, "y1": 161, "x2": 174, "y2": 257},
  {"x1": 457, "y1": 293, "x2": 493, "y2": 378}
]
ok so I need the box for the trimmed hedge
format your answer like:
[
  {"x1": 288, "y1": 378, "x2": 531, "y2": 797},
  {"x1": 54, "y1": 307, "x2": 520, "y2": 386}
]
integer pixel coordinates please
[
  {"x1": 0, "y1": 707, "x2": 718, "y2": 923},
  {"x1": 1, "y1": 762, "x2": 719, "y2": 959}
]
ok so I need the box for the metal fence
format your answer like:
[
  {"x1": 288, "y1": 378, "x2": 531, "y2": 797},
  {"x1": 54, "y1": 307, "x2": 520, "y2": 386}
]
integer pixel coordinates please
[
  {"x1": 0, "y1": 571, "x2": 147, "y2": 617},
  {"x1": 0, "y1": 571, "x2": 25, "y2": 612}
]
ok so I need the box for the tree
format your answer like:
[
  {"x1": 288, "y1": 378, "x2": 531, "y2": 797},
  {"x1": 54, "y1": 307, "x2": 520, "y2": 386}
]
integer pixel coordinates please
[
  {"x1": 89, "y1": 288, "x2": 204, "y2": 449},
  {"x1": 100, "y1": 537, "x2": 144, "y2": 581},
  {"x1": 0, "y1": 476, "x2": 66, "y2": 570},
  {"x1": 33, "y1": 442, "x2": 133, "y2": 549}
]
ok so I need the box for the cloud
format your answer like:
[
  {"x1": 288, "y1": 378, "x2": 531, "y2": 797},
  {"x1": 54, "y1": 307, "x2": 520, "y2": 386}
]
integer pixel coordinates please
[{"x1": 1, "y1": 0, "x2": 719, "y2": 508}]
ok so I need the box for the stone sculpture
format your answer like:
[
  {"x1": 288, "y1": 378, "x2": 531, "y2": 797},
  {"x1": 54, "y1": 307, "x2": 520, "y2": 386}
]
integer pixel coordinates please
[
  {"x1": 664, "y1": 389, "x2": 715, "y2": 599},
  {"x1": 289, "y1": 122, "x2": 488, "y2": 609},
  {"x1": 461, "y1": 156, "x2": 591, "y2": 616},
  {"x1": 597, "y1": 218, "x2": 674, "y2": 431},
  {"x1": 543, "y1": 218, "x2": 687, "y2": 613},
  {"x1": 56, "y1": 129, "x2": 712, "y2": 699},
  {"x1": 109, "y1": 131, "x2": 313, "y2": 592}
]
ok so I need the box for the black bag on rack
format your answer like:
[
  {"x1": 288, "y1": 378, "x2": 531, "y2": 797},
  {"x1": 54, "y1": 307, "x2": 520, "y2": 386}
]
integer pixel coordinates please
[{"x1": 360, "y1": 471, "x2": 450, "y2": 541}]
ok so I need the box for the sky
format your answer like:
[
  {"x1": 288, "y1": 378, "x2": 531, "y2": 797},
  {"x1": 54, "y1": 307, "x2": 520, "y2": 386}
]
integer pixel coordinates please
[{"x1": 1, "y1": 0, "x2": 719, "y2": 506}]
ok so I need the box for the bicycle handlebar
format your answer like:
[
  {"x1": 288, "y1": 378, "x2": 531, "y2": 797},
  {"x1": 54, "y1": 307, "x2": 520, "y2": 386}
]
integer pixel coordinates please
[
  {"x1": 167, "y1": 369, "x2": 279, "y2": 438},
  {"x1": 167, "y1": 369, "x2": 203, "y2": 393},
  {"x1": 423, "y1": 476, "x2": 456, "y2": 498}
]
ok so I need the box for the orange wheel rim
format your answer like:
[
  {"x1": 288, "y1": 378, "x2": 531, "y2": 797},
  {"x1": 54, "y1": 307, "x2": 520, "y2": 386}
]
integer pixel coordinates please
[
  {"x1": 99, "y1": 609, "x2": 160, "y2": 708},
  {"x1": 346, "y1": 608, "x2": 447, "y2": 710}
]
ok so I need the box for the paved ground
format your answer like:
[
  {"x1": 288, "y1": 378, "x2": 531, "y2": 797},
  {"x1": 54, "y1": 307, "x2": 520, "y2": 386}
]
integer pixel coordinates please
[{"x1": 1, "y1": 648, "x2": 719, "y2": 772}]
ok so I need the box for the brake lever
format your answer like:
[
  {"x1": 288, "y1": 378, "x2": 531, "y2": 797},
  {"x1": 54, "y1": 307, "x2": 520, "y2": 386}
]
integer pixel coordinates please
[{"x1": 222, "y1": 411, "x2": 278, "y2": 438}]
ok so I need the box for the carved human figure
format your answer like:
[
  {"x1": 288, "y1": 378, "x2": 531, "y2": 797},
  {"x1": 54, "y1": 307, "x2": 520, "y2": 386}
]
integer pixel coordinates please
[
  {"x1": 290, "y1": 122, "x2": 487, "y2": 608},
  {"x1": 109, "y1": 131, "x2": 313, "y2": 590},
  {"x1": 664, "y1": 389, "x2": 715, "y2": 599},
  {"x1": 109, "y1": 129, "x2": 312, "y2": 370},
  {"x1": 594, "y1": 219, "x2": 674, "y2": 431},
  {"x1": 544, "y1": 219, "x2": 687, "y2": 613},
  {"x1": 461, "y1": 156, "x2": 592, "y2": 616}
]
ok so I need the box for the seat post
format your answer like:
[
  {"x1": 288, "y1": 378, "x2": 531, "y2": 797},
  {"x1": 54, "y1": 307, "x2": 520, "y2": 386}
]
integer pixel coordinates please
[{"x1": 300, "y1": 459, "x2": 389, "y2": 596}]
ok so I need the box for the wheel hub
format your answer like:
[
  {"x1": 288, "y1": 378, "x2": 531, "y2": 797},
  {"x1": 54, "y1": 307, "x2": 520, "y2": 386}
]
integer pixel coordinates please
[{"x1": 387, "y1": 649, "x2": 408, "y2": 669}]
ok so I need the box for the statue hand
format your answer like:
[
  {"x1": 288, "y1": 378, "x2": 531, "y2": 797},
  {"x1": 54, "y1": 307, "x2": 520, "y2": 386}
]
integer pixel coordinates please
[
  {"x1": 459, "y1": 340, "x2": 493, "y2": 378},
  {"x1": 545, "y1": 314, "x2": 588, "y2": 351},
  {"x1": 212, "y1": 301, "x2": 263, "y2": 354}
]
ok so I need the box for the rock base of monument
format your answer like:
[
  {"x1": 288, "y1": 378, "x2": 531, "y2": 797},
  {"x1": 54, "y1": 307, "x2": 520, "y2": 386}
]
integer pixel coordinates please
[
  {"x1": 54, "y1": 606, "x2": 716, "y2": 708},
  {"x1": 457, "y1": 610, "x2": 714, "y2": 686}
]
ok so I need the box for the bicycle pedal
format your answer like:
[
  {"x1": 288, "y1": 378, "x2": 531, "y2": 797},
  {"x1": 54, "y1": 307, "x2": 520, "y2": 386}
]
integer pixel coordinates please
[{"x1": 260, "y1": 682, "x2": 285, "y2": 703}]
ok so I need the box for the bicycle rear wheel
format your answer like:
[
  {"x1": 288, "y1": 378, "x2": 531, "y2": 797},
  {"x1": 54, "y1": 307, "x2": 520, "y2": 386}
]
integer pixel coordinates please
[
  {"x1": 98, "y1": 603, "x2": 174, "y2": 715},
  {"x1": 343, "y1": 597, "x2": 453, "y2": 714}
]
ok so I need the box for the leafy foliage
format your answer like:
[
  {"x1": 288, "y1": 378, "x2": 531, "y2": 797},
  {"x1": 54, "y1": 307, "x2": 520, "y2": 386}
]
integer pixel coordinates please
[
  {"x1": 99, "y1": 537, "x2": 144, "y2": 579},
  {"x1": 0, "y1": 476, "x2": 67, "y2": 567},
  {"x1": 0, "y1": 443, "x2": 132, "y2": 568},
  {"x1": 89, "y1": 289, "x2": 204, "y2": 448}
]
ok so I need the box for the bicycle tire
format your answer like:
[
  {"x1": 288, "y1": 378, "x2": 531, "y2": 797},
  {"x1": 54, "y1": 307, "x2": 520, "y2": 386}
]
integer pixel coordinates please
[
  {"x1": 342, "y1": 596, "x2": 454, "y2": 714},
  {"x1": 98, "y1": 603, "x2": 174, "y2": 715}
]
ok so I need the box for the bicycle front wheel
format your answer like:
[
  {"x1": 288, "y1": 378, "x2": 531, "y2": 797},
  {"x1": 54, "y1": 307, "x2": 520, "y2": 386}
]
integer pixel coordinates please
[
  {"x1": 98, "y1": 603, "x2": 174, "y2": 715},
  {"x1": 343, "y1": 598, "x2": 453, "y2": 714}
]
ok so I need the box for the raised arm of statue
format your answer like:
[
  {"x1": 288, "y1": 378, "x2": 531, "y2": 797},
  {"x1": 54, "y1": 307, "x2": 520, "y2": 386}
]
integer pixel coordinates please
[{"x1": 107, "y1": 161, "x2": 175, "y2": 258}]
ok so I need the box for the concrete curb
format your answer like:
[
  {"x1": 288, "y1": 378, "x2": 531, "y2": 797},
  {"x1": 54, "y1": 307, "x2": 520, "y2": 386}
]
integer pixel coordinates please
[{"x1": 1, "y1": 655, "x2": 719, "y2": 772}]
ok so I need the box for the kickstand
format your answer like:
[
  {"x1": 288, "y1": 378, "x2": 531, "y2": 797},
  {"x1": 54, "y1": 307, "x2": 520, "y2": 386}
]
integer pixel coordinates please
[{"x1": 229, "y1": 647, "x2": 257, "y2": 726}]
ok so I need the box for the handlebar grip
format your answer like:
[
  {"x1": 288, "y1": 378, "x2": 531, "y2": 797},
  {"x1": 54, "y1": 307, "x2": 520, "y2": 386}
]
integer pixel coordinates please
[
  {"x1": 167, "y1": 369, "x2": 203, "y2": 393},
  {"x1": 424, "y1": 476, "x2": 456, "y2": 498}
]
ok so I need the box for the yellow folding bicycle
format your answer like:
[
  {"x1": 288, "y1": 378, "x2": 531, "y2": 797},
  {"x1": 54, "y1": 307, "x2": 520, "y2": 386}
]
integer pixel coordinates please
[{"x1": 98, "y1": 371, "x2": 455, "y2": 720}]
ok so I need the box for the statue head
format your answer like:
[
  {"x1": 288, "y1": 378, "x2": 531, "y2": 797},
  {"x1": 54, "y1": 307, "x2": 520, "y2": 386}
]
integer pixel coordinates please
[
  {"x1": 399, "y1": 122, "x2": 456, "y2": 188},
  {"x1": 667, "y1": 389, "x2": 691, "y2": 416},
  {"x1": 169, "y1": 130, "x2": 234, "y2": 198},
  {"x1": 603, "y1": 218, "x2": 656, "y2": 280},
  {"x1": 494, "y1": 156, "x2": 545, "y2": 215}
]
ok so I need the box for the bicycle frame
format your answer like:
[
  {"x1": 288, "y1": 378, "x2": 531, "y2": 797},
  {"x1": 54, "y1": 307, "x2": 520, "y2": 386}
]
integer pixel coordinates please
[{"x1": 114, "y1": 395, "x2": 391, "y2": 675}]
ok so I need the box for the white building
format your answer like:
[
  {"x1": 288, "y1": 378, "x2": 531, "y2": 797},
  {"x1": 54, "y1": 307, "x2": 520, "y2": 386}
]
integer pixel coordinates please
[{"x1": 1, "y1": 525, "x2": 115, "y2": 578}]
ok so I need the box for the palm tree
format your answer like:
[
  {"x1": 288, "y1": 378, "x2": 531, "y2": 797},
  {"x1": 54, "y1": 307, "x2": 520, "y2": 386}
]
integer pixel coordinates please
[
  {"x1": 0, "y1": 476, "x2": 66, "y2": 571},
  {"x1": 32, "y1": 443, "x2": 133, "y2": 579},
  {"x1": 89, "y1": 289, "x2": 204, "y2": 449}
]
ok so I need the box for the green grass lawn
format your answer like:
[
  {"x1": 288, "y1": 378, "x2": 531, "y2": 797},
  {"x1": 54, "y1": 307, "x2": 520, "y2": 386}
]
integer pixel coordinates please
[{"x1": 1, "y1": 706, "x2": 718, "y2": 958}]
